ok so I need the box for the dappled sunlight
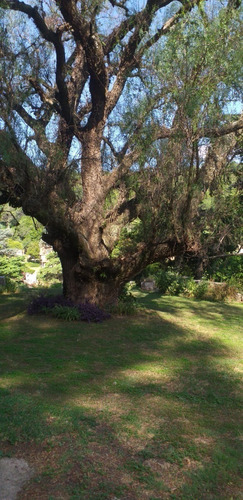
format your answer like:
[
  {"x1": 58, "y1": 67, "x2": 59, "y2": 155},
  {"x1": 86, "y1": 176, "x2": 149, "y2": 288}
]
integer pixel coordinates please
[
  {"x1": 0, "y1": 374, "x2": 30, "y2": 389},
  {"x1": 69, "y1": 392, "x2": 134, "y2": 418},
  {"x1": 138, "y1": 291, "x2": 243, "y2": 327},
  {"x1": 0, "y1": 291, "x2": 242, "y2": 498}
]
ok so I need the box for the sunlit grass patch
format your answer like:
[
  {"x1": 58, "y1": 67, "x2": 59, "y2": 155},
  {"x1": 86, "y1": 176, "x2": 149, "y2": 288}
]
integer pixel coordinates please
[{"x1": 0, "y1": 290, "x2": 242, "y2": 499}]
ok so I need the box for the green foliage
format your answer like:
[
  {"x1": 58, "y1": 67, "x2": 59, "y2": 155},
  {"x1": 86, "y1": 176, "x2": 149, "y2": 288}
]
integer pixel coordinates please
[
  {"x1": 0, "y1": 225, "x2": 15, "y2": 256},
  {"x1": 154, "y1": 268, "x2": 240, "y2": 301},
  {"x1": 112, "y1": 218, "x2": 144, "y2": 258},
  {"x1": 182, "y1": 277, "x2": 198, "y2": 298},
  {"x1": 199, "y1": 181, "x2": 242, "y2": 263},
  {"x1": 154, "y1": 9, "x2": 242, "y2": 130},
  {"x1": 0, "y1": 255, "x2": 25, "y2": 282},
  {"x1": 0, "y1": 277, "x2": 17, "y2": 294},
  {"x1": 7, "y1": 238, "x2": 23, "y2": 250},
  {"x1": 113, "y1": 284, "x2": 138, "y2": 315},
  {"x1": 14, "y1": 215, "x2": 42, "y2": 253},
  {"x1": 208, "y1": 256, "x2": 243, "y2": 290},
  {"x1": 38, "y1": 252, "x2": 62, "y2": 285},
  {"x1": 167, "y1": 276, "x2": 186, "y2": 296},
  {"x1": 26, "y1": 240, "x2": 40, "y2": 261},
  {"x1": 139, "y1": 263, "x2": 163, "y2": 282},
  {"x1": 193, "y1": 279, "x2": 209, "y2": 300},
  {"x1": 204, "y1": 282, "x2": 239, "y2": 302},
  {"x1": 48, "y1": 305, "x2": 81, "y2": 322},
  {"x1": 0, "y1": 205, "x2": 42, "y2": 261},
  {"x1": 104, "y1": 189, "x2": 120, "y2": 212},
  {"x1": 156, "y1": 269, "x2": 186, "y2": 296}
]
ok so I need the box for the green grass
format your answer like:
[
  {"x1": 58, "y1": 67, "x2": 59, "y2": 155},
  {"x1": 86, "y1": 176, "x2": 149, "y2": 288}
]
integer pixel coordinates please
[{"x1": 0, "y1": 289, "x2": 242, "y2": 499}]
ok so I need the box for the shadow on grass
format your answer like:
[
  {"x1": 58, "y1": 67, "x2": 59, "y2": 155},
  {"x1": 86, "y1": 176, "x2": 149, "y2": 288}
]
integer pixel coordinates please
[
  {"x1": 0, "y1": 293, "x2": 242, "y2": 499},
  {"x1": 0, "y1": 285, "x2": 62, "y2": 320},
  {"x1": 138, "y1": 291, "x2": 243, "y2": 327}
]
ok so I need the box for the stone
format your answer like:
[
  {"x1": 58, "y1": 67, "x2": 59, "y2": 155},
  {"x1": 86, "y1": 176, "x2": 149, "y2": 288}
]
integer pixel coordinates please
[
  {"x1": 0, "y1": 458, "x2": 34, "y2": 500},
  {"x1": 141, "y1": 278, "x2": 157, "y2": 291}
]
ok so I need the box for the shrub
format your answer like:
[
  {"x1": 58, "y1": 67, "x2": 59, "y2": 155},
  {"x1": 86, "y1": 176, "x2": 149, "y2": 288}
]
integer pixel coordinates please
[
  {"x1": 155, "y1": 269, "x2": 173, "y2": 294},
  {"x1": 26, "y1": 241, "x2": 40, "y2": 261},
  {"x1": 183, "y1": 278, "x2": 198, "y2": 298},
  {"x1": 208, "y1": 255, "x2": 243, "y2": 290},
  {"x1": 27, "y1": 294, "x2": 72, "y2": 315},
  {"x1": 77, "y1": 302, "x2": 111, "y2": 322},
  {"x1": 167, "y1": 275, "x2": 187, "y2": 296},
  {"x1": 156, "y1": 269, "x2": 188, "y2": 296},
  {"x1": 137, "y1": 263, "x2": 163, "y2": 284},
  {"x1": 0, "y1": 277, "x2": 17, "y2": 294},
  {"x1": 193, "y1": 280, "x2": 209, "y2": 299},
  {"x1": 27, "y1": 294, "x2": 110, "y2": 322},
  {"x1": 151, "y1": 266, "x2": 241, "y2": 302},
  {"x1": 201, "y1": 282, "x2": 239, "y2": 302},
  {"x1": 51, "y1": 305, "x2": 81, "y2": 321},
  {"x1": 37, "y1": 252, "x2": 62, "y2": 285},
  {"x1": 0, "y1": 255, "x2": 25, "y2": 283},
  {"x1": 112, "y1": 285, "x2": 138, "y2": 315}
]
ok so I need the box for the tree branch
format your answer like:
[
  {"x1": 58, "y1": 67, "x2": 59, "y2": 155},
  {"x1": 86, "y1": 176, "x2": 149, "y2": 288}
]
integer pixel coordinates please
[
  {"x1": 102, "y1": 136, "x2": 120, "y2": 160},
  {"x1": 104, "y1": 0, "x2": 173, "y2": 55},
  {"x1": 200, "y1": 114, "x2": 243, "y2": 139},
  {"x1": 105, "y1": 0, "x2": 199, "y2": 117},
  {"x1": 13, "y1": 103, "x2": 50, "y2": 156},
  {"x1": 199, "y1": 133, "x2": 239, "y2": 189},
  {"x1": 103, "y1": 121, "x2": 173, "y2": 194},
  {"x1": 0, "y1": 0, "x2": 57, "y2": 43},
  {"x1": 208, "y1": 252, "x2": 243, "y2": 259},
  {"x1": 57, "y1": 0, "x2": 108, "y2": 129},
  {"x1": 135, "y1": 0, "x2": 202, "y2": 61},
  {"x1": 67, "y1": 43, "x2": 89, "y2": 115},
  {"x1": 109, "y1": 0, "x2": 129, "y2": 15},
  {"x1": 0, "y1": 0, "x2": 74, "y2": 126}
]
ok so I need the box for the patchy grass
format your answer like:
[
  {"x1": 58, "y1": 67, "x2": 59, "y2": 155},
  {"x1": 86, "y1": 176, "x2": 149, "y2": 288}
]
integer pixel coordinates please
[{"x1": 0, "y1": 289, "x2": 242, "y2": 499}]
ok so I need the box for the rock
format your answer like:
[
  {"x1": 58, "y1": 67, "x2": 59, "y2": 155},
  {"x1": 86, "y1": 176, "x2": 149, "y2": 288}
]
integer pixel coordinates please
[
  {"x1": 0, "y1": 458, "x2": 34, "y2": 500},
  {"x1": 141, "y1": 278, "x2": 157, "y2": 291}
]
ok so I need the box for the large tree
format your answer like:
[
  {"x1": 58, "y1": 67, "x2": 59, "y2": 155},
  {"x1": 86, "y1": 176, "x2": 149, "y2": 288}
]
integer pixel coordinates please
[{"x1": 0, "y1": 0, "x2": 242, "y2": 305}]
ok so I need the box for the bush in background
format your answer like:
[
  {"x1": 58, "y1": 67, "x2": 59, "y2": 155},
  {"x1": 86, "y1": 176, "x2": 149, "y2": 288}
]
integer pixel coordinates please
[
  {"x1": 197, "y1": 282, "x2": 239, "y2": 302},
  {"x1": 208, "y1": 255, "x2": 242, "y2": 291},
  {"x1": 156, "y1": 269, "x2": 187, "y2": 296},
  {"x1": 150, "y1": 267, "x2": 240, "y2": 302},
  {"x1": 50, "y1": 305, "x2": 81, "y2": 321},
  {"x1": 28, "y1": 294, "x2": 110, "y2": 322},
  {"x1": 0, "y1": 255, "x2": 25, "y2": 283},
  {"x1": 193, "y1": 279, "x2": 209, "y2": 300},
  {"x1": 37, "y1": 252, "x2": 62, "y2": 285},
  {"x1": 112, "y1": 284, "x2": 138, "y2": 315},
  {"x1": 0, "y1": 277, "x2": 17, "y2": 294}
]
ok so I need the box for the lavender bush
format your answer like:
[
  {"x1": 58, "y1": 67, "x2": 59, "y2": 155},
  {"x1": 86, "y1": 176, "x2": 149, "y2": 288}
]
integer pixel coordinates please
[{"x1": 27, "y1": 294, "x2": 110, "y2": 322}]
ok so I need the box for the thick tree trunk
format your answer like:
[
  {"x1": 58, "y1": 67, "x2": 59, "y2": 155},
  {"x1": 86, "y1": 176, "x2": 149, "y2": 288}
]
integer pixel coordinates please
[
  {"x1": 59, "y1": 248, "x2": 121, "y2": 307},
  {"x1": 64, "y1": 276, "x2": 121, "y2": 307},
  {"x1": 55, "y1": 233, "x2": 186, "y2": 306}
]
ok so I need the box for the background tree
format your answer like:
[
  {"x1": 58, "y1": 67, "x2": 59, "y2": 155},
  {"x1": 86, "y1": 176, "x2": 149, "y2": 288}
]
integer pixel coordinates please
[
  {"x1": 0, "y1": 205, "x2": 43, "y2": 258},
  {"x1": 0, "y1": 0, "x2": 242, "y2": 305}
]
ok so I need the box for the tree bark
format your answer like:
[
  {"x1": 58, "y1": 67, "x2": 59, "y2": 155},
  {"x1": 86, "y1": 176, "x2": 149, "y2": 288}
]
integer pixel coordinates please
[{"x1": 58, "y1": 247, "x2": 121, "y2": 307}]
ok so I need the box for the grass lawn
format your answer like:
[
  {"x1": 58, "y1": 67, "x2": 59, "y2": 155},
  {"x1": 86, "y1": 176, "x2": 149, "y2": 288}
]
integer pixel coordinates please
[{"x1": 0, "y1": 289, "x2": 242, "y2": 499}]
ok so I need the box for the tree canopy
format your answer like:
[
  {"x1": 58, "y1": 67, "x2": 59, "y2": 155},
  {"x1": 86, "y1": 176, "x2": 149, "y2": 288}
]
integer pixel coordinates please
[{"x1": 0, "y1": 0, "x2": 242, "y2": 305}]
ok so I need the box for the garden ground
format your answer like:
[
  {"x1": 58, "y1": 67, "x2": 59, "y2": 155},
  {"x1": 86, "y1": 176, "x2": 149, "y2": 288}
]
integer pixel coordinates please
[{"x1": 0, "y1": 288, "x2": 242, "y2": 499}]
